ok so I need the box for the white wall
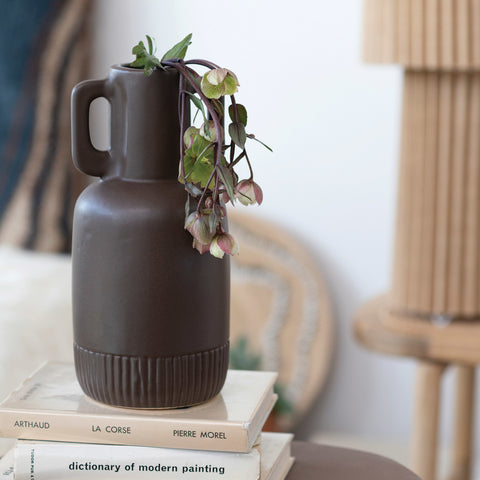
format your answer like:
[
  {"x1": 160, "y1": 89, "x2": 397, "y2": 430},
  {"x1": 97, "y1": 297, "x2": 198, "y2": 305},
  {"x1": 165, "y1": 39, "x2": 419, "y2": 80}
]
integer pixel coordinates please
[{"x1": 90, "y1": 0, "x2": 468, "y2": 450}]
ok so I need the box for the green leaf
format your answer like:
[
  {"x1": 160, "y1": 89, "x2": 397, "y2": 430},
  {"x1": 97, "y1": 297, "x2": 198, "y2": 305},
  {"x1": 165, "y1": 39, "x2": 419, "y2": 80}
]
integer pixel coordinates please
[
  {"x1": 228, "y1": 103, "x2": 247, "y2": 126},
  {"x1": 196, "y1": 142, "x2": 215, "y2": 165},
  {"x1": 161, "y1": 33, "x2": 192, "y2": 61},
  {"x1": 146, "y1": 35, "x2": 154, "y2": 55},
  {"x1": 193, "y1": 108, "x2": 200, "y2": 123},
  {"x1": 203, "y1": 121, "x2": 211, "y2": 140},
  {"x1": 223, "y1": 74, "x2": 239, "y2": 96},
  {"x1": 188, "y1": 94, "x2": 203, "y2": 112},
  {"x1": 201, "y1": 74, "x2": 223, "y2": 99},
  {"x1": 130, "y1": 37, "x2": 164, "y2": 75},
  {"x1": 186, "y1": 92, "x2": 207, "y2": 122},
  {"x1": 186, "y1": 71, "x2": 202, "y2": 90},
  {"x1": 189, "y1": 134, "x2": 212, "y2": 157},
  {"x1": 185, "y1": 157, "x2": 214, "y2": 187},
  {"x1": 132, "y1": 41, "x2": 147, "y2": 57},
  {"x1": 229, "y1": 336, "x2": 261, "y2": 371},
  {"x1": 184, "y1": 137, "x2": 215, "y2": 188},
  {"x1": 217, "y1": 164, "x2": 235, "y2": 202},
  {"x1": 248, "y1": 134, "x2": 273, "y2": 152},
  {"x1": 228, "y1": 122, "x2": 246, "y2": 149},
  {"x1": 273, "y1": 383, "x2": 294, "y2": 415}
]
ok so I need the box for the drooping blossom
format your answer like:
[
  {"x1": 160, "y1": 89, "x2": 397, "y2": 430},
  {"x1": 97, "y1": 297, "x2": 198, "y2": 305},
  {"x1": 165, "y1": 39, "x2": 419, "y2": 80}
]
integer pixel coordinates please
[
  {"x1": 235, "y1": 179, "x2": 263, "y2": 206},
  {"x1": 199, "y1": 120, "x2": 221, "y2": 143},
  {"x1": 201, "y1": 68, "x2": 239, "y2": 99},
  {"x1": 183, "y1": 126, "x2": 199, "y2": 149},
  {"x1": 193, "y1": 239, "x2": 211, "y2": 254},
  {"x1": 210, "y1": 233, "x2": 239, "y2": 258},
  {"x1": 185, "y1": 212, "x2": 214, "y2": 245}
]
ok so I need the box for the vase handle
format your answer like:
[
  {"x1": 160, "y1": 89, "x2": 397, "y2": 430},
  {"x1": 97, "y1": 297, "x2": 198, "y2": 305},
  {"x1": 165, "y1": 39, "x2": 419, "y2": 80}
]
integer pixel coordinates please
[{"x1": 71, "y1": 79, "x2": 110, "y2": 177}]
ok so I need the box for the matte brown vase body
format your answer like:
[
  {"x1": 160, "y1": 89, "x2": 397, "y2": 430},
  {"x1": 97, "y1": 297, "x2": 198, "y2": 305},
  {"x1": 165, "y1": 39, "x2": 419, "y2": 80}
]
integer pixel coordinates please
[{"x1": 71, "y1": 65, "x2": 230, "y2": 408}]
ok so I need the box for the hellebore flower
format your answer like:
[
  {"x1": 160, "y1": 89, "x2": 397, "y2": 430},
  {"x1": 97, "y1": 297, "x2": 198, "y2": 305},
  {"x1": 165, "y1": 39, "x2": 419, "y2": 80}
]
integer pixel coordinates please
[
  {"x1": 193, "y1": 239, "x2": 211, "y2": 254},
  {"x1": 201, "y1": 68, "x2": 239, "y2": 99},
  {"x1": 235, "y1": 179, "x2": 263, "y2": 206},
  {"x1": 221, "y1": 192, "x2": 231, "y2": 204},
  {"x1": 199, "y1": 120, "x2": 221, "y2": 143},
  {"x1": 183, "y1": 126, "x2": 199, "y2": 149},
  {"x1": 210, "y1": 233, "x2": 239, "y2": 258},
  {"x1": 185, "y1": 212, "x2": 214, "y2": 245},
  {"x1": 205, "y1": 197, "x2": 214, "y2": 209}
]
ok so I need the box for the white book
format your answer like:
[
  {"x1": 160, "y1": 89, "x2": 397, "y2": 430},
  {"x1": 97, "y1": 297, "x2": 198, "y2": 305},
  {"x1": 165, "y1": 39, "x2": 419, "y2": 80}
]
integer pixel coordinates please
[
  {"x1": 11, "y1": 433, "x2": 293, "y2": 480},
  {"x1": 260, "y1": 433, "x2": 294, "y2": 480},
  {"x1": 0, "y1": 362, "x2": 277, "y2": 453}
]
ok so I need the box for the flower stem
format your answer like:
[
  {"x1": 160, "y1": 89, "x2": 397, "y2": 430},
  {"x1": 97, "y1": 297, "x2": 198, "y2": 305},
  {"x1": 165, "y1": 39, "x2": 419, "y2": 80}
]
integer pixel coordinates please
[
  {"x1": 185, "y1": 59, "x2": 221, "y2": 70},
  {"x1": 178, "y1": 75, "x2": 187, "y2": 182},
  {"x1": 230, "y1": 150, "x2": 246, "y2": 168},
  {"x1": 163, "y1": 59, "x2": 223, "y2": 169},
  {"x1": 244, "y1": 150, "x2": 254, "y2": 180}
]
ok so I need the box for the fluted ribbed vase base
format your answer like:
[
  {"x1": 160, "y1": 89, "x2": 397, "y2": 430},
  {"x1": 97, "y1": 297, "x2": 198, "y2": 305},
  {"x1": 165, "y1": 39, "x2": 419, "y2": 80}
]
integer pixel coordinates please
[{"x1": 74, "y1": 342, "x2": 229, "y2": 408}]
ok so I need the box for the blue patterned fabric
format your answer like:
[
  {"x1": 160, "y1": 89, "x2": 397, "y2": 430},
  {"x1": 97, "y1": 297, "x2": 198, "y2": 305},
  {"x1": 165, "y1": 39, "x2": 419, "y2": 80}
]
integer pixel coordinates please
[
  {"x1": 0, "y1": 0, "x2": 55, "y2": 215},
  {"x1": 0, "y1": 0, "x2": 91, "y2": 252}
]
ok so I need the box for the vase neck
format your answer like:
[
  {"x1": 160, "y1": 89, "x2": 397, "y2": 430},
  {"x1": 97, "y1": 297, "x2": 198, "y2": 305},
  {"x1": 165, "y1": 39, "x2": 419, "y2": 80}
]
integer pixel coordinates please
[{"x1": 108, "y1": 66, "x2": 187, "y2": 180}]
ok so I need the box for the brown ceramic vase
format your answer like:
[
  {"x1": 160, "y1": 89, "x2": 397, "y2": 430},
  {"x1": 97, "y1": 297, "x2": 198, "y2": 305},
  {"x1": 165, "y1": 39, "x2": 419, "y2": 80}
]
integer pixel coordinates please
[{"x1": 71, "y1": 65, "x2": 230, "y2": 408}]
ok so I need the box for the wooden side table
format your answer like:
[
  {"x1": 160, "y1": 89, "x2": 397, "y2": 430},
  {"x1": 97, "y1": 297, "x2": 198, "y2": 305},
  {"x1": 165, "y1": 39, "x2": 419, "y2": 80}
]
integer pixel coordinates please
[
  {"x1": 355, "y1": 296, "x2": 478, "y2": 480},
  {"x1": 289, "y1": 441, "x2": 419, "y2": 480}
]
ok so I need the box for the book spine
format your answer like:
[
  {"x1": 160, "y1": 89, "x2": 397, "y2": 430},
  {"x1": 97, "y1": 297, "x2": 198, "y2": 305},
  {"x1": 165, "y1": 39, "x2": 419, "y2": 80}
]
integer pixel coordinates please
[
  {"x1": 14, "y1": 441, "x2": 260, "y2": 480},
  {"x1": 0, "y1": 450, "x2": 13, "y2": 480},
  {"x1": 0, "y1": 411, "x2": 248, "y2": 453}
]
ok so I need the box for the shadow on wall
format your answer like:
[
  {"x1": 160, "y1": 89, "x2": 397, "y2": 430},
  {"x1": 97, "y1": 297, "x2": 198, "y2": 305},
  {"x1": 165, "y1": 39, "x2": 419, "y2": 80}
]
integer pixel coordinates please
[{"x1": 293, "y1": 240, "x2": 369, "y2": 440}]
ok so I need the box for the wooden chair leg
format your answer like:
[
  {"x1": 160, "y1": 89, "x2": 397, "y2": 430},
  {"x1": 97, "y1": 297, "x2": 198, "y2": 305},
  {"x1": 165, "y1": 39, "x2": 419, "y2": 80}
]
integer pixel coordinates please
[
  {"x1": 410, "y1": 360, "x2": 445, "y2": 480},
  {"x1": 448, "y1": 365, "x2": 475, "y2": 480}
]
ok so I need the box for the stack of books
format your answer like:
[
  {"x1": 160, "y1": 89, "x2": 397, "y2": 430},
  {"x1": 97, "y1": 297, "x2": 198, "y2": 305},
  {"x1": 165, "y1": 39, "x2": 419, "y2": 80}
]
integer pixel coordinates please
[{"x1": 0, "y1": 362, "x2": 294, "y2": 480}]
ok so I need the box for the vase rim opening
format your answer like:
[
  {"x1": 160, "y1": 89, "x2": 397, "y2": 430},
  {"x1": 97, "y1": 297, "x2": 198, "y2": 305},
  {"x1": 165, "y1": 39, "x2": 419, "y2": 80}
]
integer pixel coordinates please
[{"x1": 110, "y1": 63, "x2": 177, "y2": 75}]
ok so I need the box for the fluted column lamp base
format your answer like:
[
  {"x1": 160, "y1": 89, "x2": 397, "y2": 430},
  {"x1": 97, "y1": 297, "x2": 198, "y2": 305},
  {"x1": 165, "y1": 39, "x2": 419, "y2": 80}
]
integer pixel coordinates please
[{"x1": 391, "y1": 71, "x2": 480, "y2": 318}]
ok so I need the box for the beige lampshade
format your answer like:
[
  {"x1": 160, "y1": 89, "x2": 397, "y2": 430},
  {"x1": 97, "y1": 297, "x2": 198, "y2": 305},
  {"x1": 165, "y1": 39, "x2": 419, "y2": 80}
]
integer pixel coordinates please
[{"x1": 363, "y1": 0, "x2": 480, "y2": 69}]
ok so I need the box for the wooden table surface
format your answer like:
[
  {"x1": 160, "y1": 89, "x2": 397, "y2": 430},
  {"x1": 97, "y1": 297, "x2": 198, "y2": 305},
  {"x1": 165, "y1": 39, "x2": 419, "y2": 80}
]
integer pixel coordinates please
[{"x1": 289, "y1": 442, "x2": 419, "y2": 480}]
